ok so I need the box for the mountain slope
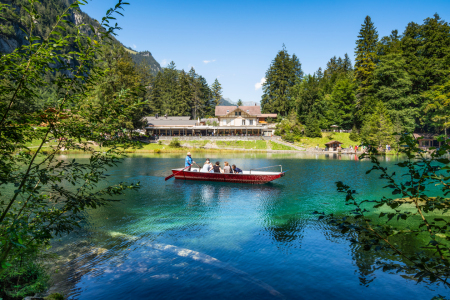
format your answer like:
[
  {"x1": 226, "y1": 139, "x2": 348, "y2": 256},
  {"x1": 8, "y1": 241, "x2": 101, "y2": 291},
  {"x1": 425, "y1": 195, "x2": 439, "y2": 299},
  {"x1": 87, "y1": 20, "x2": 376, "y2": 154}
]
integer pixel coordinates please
[{"x1": 0, "y1": 0, "x2": 160, "y2": 74}]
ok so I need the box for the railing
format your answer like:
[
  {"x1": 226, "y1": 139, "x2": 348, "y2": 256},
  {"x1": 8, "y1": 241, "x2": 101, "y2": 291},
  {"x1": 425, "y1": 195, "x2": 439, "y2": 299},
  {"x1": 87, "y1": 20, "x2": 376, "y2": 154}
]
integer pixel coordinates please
[{"x1": 249, "y1": 165, "x2": 282, "y2": 174}]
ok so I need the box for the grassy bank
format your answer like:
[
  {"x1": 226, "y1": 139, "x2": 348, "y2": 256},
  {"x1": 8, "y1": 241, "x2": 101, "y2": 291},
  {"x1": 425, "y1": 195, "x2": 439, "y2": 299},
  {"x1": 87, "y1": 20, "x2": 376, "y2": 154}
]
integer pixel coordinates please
[{"x1": 294, "y1": 132, "x2": 359, "y2": 148}]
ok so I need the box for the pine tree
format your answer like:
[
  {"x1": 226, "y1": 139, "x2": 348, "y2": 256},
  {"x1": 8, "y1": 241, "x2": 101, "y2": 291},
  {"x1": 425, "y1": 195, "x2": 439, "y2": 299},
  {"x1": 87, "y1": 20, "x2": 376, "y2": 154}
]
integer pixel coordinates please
[
  {"x1": 378, "y1": 30, "x2": 402, "y2": 56},
  {"x1": 237, "y1": 99, "x2": 243, "y2": 106},
  {"x1": 360, "y1": 102, "x2": 394, "y2": 148},
  {"x1": 354, "y1": 16, "x2": 379, "y2": 123},
  {"x1": 304, "y1": 113, "x2": 322, "y2": 138},
  {"x1": 211, "y1": 78, "x2": 223, "y2": 108},
  {"x1": 261, "y1": 45, "x2": 302, "y2": 115},
  {"x1": 161, "y1": 61, "x2": 179, "y2": 116},
  {"x1": 177, "y1": 70, "x2": 192, "y2": 116},
  {"x1": 292, "y1": 74, "x2": 322, "y2": 124},
  {"x1": 316, "y1": 67, "x2": 324, "y2": 80},
  {"x1": 329, "y1": 78, "x2": 356, "y2": 130},
  {"x1": 423, "y1": 76, "x2": 450, "y2": 135},
  {"x1": 343, "y1": 53, "x2": 353, "y2": 72},
  {"x1": 372, "y1": 53, "x2": 416, "y2": 132}
]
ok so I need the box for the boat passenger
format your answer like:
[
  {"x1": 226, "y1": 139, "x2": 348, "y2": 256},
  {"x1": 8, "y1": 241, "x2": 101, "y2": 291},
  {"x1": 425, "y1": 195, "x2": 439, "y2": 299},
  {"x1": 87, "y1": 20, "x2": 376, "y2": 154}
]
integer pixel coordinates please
[
  {"x1": 202, "y1": 159, "x2": 213, "y2": 172},
  {"x1": 232, "y1": 164, "x2": 243, "y2": 174},
  {"x1": 212, "y1": 161, "x2": 222, "y2": 173},
  {"x1": 223, "y1": 162, "x2": 232, "y2": 174},
  {"x1": 185, "y1": 152, "x2": 195, "y2": 171}
]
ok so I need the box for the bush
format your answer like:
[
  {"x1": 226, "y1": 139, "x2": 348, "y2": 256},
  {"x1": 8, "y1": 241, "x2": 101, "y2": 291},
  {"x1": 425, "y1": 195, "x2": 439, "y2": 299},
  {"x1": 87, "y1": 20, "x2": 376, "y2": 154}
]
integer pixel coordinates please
[
  {"x1": 0, "y1": 259, "x2": 49, "y2": 299},
  {"x1": 169, "y1": 138, "x2": 182, "y2": 148},
  {"x1": 47, "y1": 293, "x2": 65, "y2": 300},
  {"x1": 157, "y1": 140, "x2": 162, "y2": 145},
  {"x1": 283, "y1": 133, "x2": 295, "y2": 142}
]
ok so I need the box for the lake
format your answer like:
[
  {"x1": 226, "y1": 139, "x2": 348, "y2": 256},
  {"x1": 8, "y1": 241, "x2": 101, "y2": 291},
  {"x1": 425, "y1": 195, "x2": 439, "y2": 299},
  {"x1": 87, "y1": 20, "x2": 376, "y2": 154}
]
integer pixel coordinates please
[{"x1": 49, "y1": 153, "x2": 448, "y2": 299}]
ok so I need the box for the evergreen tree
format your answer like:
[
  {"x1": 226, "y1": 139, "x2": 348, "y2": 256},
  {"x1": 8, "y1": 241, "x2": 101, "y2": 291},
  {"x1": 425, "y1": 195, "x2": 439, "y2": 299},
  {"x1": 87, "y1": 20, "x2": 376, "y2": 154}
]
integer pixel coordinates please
[
  {"x1": 354, "y1": 16, "x2": 379, "y2": 123},
  {"x1": 292, "y1": 74, "x2": 322, "y2": 124},
  {"x1": 304, "y1": 113, "x2": 322, "y2": 138},
  {"x1": 378, "y1": 30, "x2": 402, "y2": 56},
  {"x1": 360, "y1": 102, "x2": 394, "y2": 147},
  {"x1": 237, "y1": 99, "x2": 243, "y2": 106},
  {"x1": 423, "y1": 76, "x2": 450, "y2": 135},
  {"x1": 343, "y1": 53, "x2": 353, "y2": 72},
  {"x1": 161, "y1": 61, "x2": 180, "y2": 116},
  {"x1": 261, "y1": 45, "x2": 302, "y2": 115},
  {"x1": 328, "y1": 78, "x2": 356, "y2": 130},
  {"x1": 402, "y1": 15, "x2": 450, "y2": 95},
  {"x1": 94, "y1": 45, "x2": 146, "y2": 129},
  {"x1": 211, "y1": 78, "x2": 223, "y2": 108},
  {"x1": 177, "y1": 70, "x2": 192, "y2": 116},
  {"x1": 372, "y1": 53, "x2": 416, "y2": 132},
  {"x1": 316, "y1": 67, "x2": 324, "y2": 80}
]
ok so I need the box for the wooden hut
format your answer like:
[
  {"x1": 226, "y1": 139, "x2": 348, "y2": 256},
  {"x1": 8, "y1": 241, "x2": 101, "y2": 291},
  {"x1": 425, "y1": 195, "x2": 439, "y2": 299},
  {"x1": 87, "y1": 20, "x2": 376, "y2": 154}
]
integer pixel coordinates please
[
  {"x1": 413, "y1": 133, "x2": 438, "y2": 148},
  {"x1": 325, "y1": 140, "x2": 343, "y2": 151}
]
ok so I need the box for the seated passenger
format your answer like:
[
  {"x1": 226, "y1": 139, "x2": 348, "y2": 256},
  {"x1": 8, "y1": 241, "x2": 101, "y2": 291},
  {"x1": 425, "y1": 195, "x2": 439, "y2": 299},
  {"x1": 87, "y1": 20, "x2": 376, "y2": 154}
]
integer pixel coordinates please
[
  {"x1": 212, "y1": 161, "x2": 222, "y2": 173},
  {"x1": 223, "y1": 162, "x2": 232, "y2": 174},
  {"x1": 232, "y1": 164, "x2": 243, "y2": 174},
  {"x1": 202, "y1": 159, "x2": 213, "y2": 172}
]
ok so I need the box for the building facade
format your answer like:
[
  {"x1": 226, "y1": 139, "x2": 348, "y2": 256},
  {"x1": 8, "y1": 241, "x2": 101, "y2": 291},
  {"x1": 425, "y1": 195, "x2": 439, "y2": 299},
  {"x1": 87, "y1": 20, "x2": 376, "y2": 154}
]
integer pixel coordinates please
[{"x1": 144, "y1": 105, "x2": 277, "y2": 137}]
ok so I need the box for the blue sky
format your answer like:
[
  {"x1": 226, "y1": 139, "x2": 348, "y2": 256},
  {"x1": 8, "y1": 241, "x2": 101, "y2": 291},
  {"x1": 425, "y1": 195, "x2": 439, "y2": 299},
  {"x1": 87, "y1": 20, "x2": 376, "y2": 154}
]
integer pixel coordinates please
[{"x1": 82, "y1": 0, "x2": 450, "y2": 105}]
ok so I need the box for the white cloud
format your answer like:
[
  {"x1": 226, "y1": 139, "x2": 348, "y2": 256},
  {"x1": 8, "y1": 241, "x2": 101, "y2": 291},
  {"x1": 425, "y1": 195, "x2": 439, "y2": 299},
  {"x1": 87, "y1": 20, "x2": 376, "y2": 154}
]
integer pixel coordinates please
[
  {"x1": 132, "y1": 44, "x2": 137, "y2": 49},
  {"x1": 203, "y1": 59, "x2": 216, "y2": 64},
  {"x1": 161, "y1": 59, "x2": 168, "y2": 67},
  {"x1": 255, "y1": 77, "x2": 266, "y2": 90}
]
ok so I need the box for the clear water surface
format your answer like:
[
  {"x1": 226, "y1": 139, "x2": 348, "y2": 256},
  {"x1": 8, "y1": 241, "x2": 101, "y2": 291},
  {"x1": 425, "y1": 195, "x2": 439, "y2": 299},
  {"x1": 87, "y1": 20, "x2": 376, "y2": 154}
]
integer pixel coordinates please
[{"x1": 49, "y1": 153, "x2": 449, "y2": 299}]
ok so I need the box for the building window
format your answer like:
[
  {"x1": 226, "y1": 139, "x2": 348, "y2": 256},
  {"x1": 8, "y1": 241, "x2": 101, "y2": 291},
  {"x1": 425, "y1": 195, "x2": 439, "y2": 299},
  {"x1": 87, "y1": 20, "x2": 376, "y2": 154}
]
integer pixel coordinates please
[
  {"x1": 249, "y1": 120, "x2": 253, "y2": 125},
  {"x1": 235, "y1": 112, "x2": 238, "y2": 116},
  {"x1": 227, "y1": 110, "x2": 229, "y2": 113},
  {"x1": 242, "y1": 120, "x2": 246, "y2": 126},
  {"x1": 239, "y1": 112, "x2": 241, "y2": 116}
]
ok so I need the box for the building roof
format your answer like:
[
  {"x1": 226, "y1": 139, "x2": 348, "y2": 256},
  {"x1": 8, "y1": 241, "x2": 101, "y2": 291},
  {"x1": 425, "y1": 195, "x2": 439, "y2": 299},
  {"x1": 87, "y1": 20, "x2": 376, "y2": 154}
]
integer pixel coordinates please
[
  {"x1": 325, "y1": 140, "x2": 343, "y2": 145},
  {"x1": 143, "y1": 116, "x2": 197, "y2": 127},
  {"x1": 260, "y1": 114, "x2": 277, "y2": 118},
  {"x1": 215, "y1": 106, "x2": 262, "y2": 116},
  {"x1": 200, "y1": 118, "x2": 219, "y2": 123},
  {"x1": 413, "y1": 133, "x2": 438, "y2": 139}
]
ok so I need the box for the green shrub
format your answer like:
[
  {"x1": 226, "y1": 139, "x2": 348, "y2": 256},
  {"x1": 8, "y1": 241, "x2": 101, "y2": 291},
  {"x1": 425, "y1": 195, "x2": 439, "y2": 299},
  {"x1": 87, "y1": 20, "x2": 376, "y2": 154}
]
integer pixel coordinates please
[
  {"x1": 47, "y1": 293, "x2": 65, "y2": 300},
  {"x1": 157, "y1": 140, "x2": 162, "y2": 145},
  {"x1": 0, "y1": 260, "x2": 49, "y2": 299},
  {"x1": 169, "y1": 138, "x2": 182, "y2": 148},
  {"x1": 283, "y1": 133, "x2": 295, "y2": 142}
]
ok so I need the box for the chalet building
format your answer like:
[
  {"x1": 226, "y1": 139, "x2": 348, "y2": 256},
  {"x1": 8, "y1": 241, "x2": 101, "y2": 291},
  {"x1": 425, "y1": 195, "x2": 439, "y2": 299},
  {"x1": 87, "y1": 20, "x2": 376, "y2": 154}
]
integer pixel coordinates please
[
  {"x1": 215, "y1": 105, "x2": 277, "y2": 126},
  {"x1": 144, "y1": 105, "x2": 277, "y2": 137}
]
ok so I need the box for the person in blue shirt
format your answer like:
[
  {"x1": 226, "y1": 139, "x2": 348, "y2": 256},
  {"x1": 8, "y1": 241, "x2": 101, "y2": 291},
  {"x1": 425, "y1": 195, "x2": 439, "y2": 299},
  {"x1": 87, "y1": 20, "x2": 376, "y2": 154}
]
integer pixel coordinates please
[
  {"x1": 185, "y1": 152, "x2": 195, "y2": 171},
  {"x1": 232, "y1": 164, "x2": 243, "y2": 174}
]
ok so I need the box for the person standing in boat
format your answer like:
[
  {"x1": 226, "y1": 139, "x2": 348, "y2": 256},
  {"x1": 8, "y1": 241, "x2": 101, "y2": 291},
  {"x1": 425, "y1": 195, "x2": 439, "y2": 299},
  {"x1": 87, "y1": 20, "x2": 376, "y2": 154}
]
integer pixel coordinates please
[{"x1": 185, "y1": 152, "x2": 195, "y2": 171}]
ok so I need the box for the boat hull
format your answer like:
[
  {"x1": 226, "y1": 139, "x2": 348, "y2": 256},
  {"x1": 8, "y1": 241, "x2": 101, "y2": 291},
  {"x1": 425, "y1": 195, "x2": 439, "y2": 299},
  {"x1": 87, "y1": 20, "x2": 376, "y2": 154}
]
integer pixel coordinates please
[{"x1": 171, "y1": 169, "x2": 285, "y2": 184}]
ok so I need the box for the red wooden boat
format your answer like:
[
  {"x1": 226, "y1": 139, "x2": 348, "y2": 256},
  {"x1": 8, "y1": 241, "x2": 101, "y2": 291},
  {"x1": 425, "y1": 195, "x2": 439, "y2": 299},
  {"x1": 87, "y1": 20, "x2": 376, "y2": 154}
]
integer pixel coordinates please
[{"x1": 170, "y1": 165, "x2": 285, "y2": 184}]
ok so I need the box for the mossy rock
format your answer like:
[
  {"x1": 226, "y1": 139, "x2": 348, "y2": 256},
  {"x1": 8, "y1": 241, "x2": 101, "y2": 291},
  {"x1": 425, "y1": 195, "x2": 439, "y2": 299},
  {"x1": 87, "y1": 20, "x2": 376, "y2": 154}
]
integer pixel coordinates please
[{"x1": 45, "y1": 293, "x2": 65, "y2": 300}]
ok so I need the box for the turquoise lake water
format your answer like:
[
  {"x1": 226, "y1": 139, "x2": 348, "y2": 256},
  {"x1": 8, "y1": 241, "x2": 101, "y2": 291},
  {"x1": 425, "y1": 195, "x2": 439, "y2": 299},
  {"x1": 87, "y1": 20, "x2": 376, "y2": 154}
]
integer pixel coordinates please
[{"x1": 50, "y1": 153, "x2": 448, "y2": 299}]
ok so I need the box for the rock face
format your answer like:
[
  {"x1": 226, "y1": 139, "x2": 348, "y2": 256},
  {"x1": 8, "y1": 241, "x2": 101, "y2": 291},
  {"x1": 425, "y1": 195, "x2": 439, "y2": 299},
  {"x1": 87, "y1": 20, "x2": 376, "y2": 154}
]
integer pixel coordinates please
[{"x1": 0, "y1": 0, "x2": 161, "y2": 75}]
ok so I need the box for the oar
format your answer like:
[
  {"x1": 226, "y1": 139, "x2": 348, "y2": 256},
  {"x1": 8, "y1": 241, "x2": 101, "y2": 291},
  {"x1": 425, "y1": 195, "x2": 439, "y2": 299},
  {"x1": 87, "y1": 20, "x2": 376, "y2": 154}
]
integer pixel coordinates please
[{"x1": 165, "y1": 165, "x2": 190, "y2": 181}]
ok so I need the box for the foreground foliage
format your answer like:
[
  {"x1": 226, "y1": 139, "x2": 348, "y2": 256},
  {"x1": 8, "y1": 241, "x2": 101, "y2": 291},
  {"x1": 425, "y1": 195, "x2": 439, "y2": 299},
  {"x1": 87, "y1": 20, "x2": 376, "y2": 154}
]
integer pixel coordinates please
[
  {"x1": 0, "y1": 1, "x2": 141, "y2": 295},
  {"x1": 315, "y1": 133, "x2": 450, "y2": 295}
]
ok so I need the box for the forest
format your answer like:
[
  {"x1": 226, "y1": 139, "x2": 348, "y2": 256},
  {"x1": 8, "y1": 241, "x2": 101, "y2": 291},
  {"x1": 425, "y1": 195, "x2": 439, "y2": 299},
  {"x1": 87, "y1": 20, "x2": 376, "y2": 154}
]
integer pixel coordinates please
[
  {"x1": 262, "y1": 14, "x2": 450, "y2": 147},
  {"x1": 0, "y1": 0, "x2": 223, "y2": 124}
]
